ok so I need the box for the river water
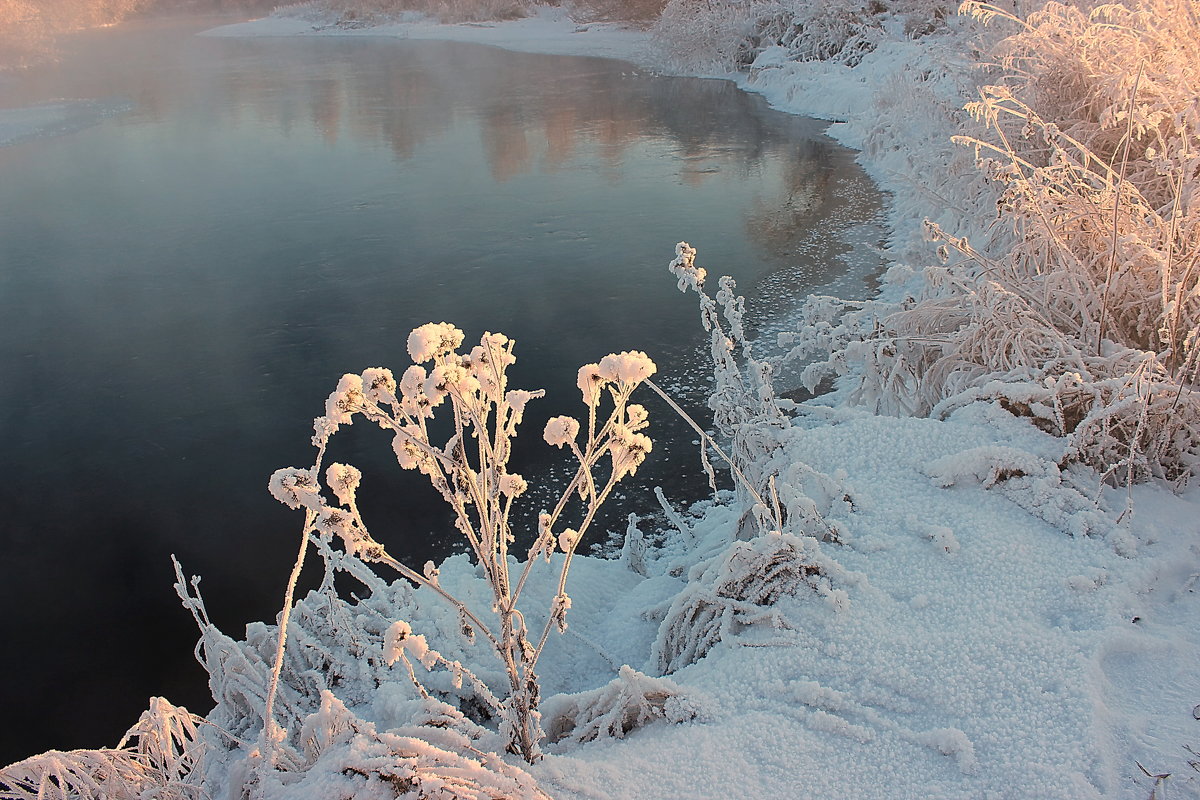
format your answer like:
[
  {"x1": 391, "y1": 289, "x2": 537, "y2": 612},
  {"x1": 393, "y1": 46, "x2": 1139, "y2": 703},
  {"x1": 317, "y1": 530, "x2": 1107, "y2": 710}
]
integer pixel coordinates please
[{"x1": 0, "y1": 15, "x2": 883, "y2": 763}]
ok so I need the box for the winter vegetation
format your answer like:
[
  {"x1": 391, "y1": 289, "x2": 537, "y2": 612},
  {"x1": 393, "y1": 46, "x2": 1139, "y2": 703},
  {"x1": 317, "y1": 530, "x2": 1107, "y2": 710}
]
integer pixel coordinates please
[{"x1": 4, "y1": 0, "x2": 1200, "y2": 798}]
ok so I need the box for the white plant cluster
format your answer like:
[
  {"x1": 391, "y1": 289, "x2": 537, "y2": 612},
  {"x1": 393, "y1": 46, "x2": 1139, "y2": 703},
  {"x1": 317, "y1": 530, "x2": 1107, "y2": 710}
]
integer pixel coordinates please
[
  {"x1": 647, "y1": 243, "x2": 857, "y2": 672},
  {"x1": 0, "y1": 698, "x2": 208, "y2": 800},
  {"x1": 260, "y1": 324, "x2": 658, "y2": 767},
  {"x1": 651, "y1": 0, "x2": 956, "y2": 72},
  {"x1": 540, "y1": 665, "x2": 701, "y2": 746},
  {"x1": 782, "y1": 0, "x2": 1200, "y2": 488}
]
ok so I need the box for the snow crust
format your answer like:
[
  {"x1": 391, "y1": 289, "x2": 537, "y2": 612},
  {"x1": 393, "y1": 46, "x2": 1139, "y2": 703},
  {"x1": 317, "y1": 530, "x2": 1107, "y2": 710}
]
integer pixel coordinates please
[{"x1": 5, "y1": 9, "x2": 1196, "y2": 800}]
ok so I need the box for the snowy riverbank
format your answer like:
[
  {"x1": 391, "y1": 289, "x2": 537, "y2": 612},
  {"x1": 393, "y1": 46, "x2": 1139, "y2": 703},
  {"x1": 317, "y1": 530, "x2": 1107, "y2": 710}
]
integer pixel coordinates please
[
  {"x1": 196, "y1": 10, "x2": 1200, "y2": 796},
  {"x1": 5, "y1": 6, "x2": 1198, "y2": 799}
]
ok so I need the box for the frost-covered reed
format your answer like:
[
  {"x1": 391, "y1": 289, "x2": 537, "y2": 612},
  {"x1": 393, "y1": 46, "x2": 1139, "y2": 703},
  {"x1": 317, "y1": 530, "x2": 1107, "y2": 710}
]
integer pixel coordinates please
[{"x1": 787, "y1": 0, "x2": 1200, "y2": 486}]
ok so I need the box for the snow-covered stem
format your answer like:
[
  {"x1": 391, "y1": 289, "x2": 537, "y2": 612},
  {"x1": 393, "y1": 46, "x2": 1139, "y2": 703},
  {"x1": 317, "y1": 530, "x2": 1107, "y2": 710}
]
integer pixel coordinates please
[{"x1": 644, "y1": 377, "x2": 781, "y2": 533}]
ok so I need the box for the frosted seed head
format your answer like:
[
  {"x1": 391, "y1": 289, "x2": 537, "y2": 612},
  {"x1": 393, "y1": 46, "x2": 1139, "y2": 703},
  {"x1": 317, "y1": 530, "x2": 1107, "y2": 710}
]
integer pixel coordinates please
[
  {"x1": 325, "y1": 374, "x2": 365, "y2": 425},
  {"x1": 383, "y1": 620, "x2": 412, "y2": 666},
  {"x1": 407, "y1": 322, "x2": 465, "y2": 364},
  {"x1": 391, "y1": 426, "x2": 423, "y2": 470},
  {"x1": 315, "y1": 505, "x2": 353, "y2": 540},
  {"x1": 399, "y1": 365, "x2": 427, "y2": 399},
  {"x1": 500, "y1": 472, "x2": 528, "y2": 498},
  {"x1": 626, "y1": 403, "x2": 649, "y2": 430},
  {"x1": 311, "y1": 415, "x2": 340, "y2": 447},
  {"x1": 577, "y1": 363, "x2": 606, "y2": 406},
  {"x1": 361, "y1": 367, "x2": 397, "y2": 405},
  {"x1": 598, "y1": 351, "x2": 657, "y2": 385},
  {"x1": 268, "y1": 467, "x2": 322, "y2": 511},
  {"x1": 543, "y1": 415, "x2": 580, "y2": 448},
  {"x1": 325, "y1": 463, "x2": 362, "y2": 505},
  {"x1": 559, "y1": 527, "x2": 581, "y2": 552},
  {"x1": 609, "y1": 426, "x2": 653, "y2": 479}
]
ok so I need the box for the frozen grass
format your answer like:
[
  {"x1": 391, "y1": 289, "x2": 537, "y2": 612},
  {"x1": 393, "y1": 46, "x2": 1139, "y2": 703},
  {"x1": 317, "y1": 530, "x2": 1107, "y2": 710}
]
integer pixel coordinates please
[{"x1": 786, "y1": 0, "x2": 1200, "y2": 486}]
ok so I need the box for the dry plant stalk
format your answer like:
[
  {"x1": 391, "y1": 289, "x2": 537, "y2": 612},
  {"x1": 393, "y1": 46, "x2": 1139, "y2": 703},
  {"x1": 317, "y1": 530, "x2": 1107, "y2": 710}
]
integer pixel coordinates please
[{"x1": 264, "y1": 324, "x2": 657, "y2": 763}]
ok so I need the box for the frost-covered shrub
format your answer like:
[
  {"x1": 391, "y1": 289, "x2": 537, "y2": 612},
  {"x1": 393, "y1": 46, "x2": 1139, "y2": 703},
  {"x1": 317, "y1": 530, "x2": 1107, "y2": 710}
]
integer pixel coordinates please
[
  {"x1": 787, "y1": 0, "x2": 1200, "y2": 486},
  {"x1": 651, "y1": 0, "x2": 955, "y2": 72},
  {"x1": 650, "y1": 243, "x2": 857, "y2": 671},
  {"x1": 0, "y1": 698, "x2": 207, "y2": 800},
  {"x1": 651, "y1": 532, "x2": 849, "y2": 673},
  {"x1": 260, "y1": 325, "x2": 657, "y2": 764},
  {"x1": 540, "y1": 665, "x2": 701, "y2": 745}
]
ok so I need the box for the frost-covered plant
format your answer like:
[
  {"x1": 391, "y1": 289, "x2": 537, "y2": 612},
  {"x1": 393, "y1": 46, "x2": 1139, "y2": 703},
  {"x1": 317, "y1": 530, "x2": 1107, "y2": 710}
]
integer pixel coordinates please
[
  {"x1": 540, "y1": 665, "x2": 701, "y2": 745},
  {"x1": 785, "y1": 0, "x2": 1200, "y2": 486},
  {"x1": 648, "y1": 244, "x2": 856, "y2": 672},
  {"x1": 651, "y1": 0, "x2": 955, "y2": 73},
  {"x1": 0, "y1": 698, "x2": 209, "y2": 800},
  {"x1": 651, "y1": 531, "x2": 850, "y2": 673},
  {"x1": 665, "y1": 242, "x2": 790, "y2": 536},
  {"x1": 261, "y1": 324, "x2": 657, "y2": 764}
]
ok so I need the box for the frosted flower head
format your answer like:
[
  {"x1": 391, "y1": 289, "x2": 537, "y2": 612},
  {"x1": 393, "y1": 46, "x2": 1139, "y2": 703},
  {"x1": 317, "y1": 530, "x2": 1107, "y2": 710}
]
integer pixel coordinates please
[
  {"x1": 268, "y1": 467, "x2": 322, "y2": 511},
  {"x1": 407, "y1": 322, "x2": 464, "y2": 364},
  {"x1": 383, "y1": 620, "x2": 412, "y2": 666},
  {"x1": 311, "y1": 415, "x2": 339, "y2": 447},
  {"x1": 598, "y1": 351, "x2": 657, "y2": 385},
  {"x1": 626, "y1": 403, "x2": 649, "y2": 430},
  {"x1": 424, "y1": 364, "x2": 478, "y2": 406},
  {"x1": 499, "y1": 472, "x2": 528, "y2": 498},
  {"x1": 325, "y1": 463, "x2": 362, "y2": 505},
  {"x1": 558, "y1": 527, "x2": 581, "y2": 552},
  {"x1": 577, "y1": 363, "x2": 606, "y2": 407},
  {"x1": 398, "y1": 365, "x2": 427, "y2": 399},
  {"x1": 315, "y1": 505, "x2": 353, "y2": 539},
  {"x1": 361, "y1": 367, "x2": 397, "y2": 406},
  {"x1": 325, "y1": 374, "x2": 365, "y2": 425},
  {"x1": 543, "y1": 415, "x2": 580, "y2": 448},
  {"x1": 609, "y1": 425, "x2": 652, "y2": 480},
  {"x1": 392, "y1": 426, "x2": 424, "y2": 470}
]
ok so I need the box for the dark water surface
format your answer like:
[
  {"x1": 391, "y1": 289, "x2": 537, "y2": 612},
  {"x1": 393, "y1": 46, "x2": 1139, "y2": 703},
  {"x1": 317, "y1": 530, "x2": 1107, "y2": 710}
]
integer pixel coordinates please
[{"x1": 0, "y1": 15, "x2": 882, "y2": 764}]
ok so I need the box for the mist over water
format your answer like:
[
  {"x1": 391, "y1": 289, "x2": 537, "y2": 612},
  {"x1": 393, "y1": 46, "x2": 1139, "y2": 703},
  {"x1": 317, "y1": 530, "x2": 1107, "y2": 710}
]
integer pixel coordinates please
[{"x1": 0, "y1": 16, "x2": 882, "y2": 765}]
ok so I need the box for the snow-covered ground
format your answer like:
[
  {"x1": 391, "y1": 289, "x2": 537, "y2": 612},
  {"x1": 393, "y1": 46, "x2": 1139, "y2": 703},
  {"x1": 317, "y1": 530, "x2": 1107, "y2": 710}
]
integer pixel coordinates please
[{"x1": 5, "y1": 7, "x2": 1198, "y2": 800}]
